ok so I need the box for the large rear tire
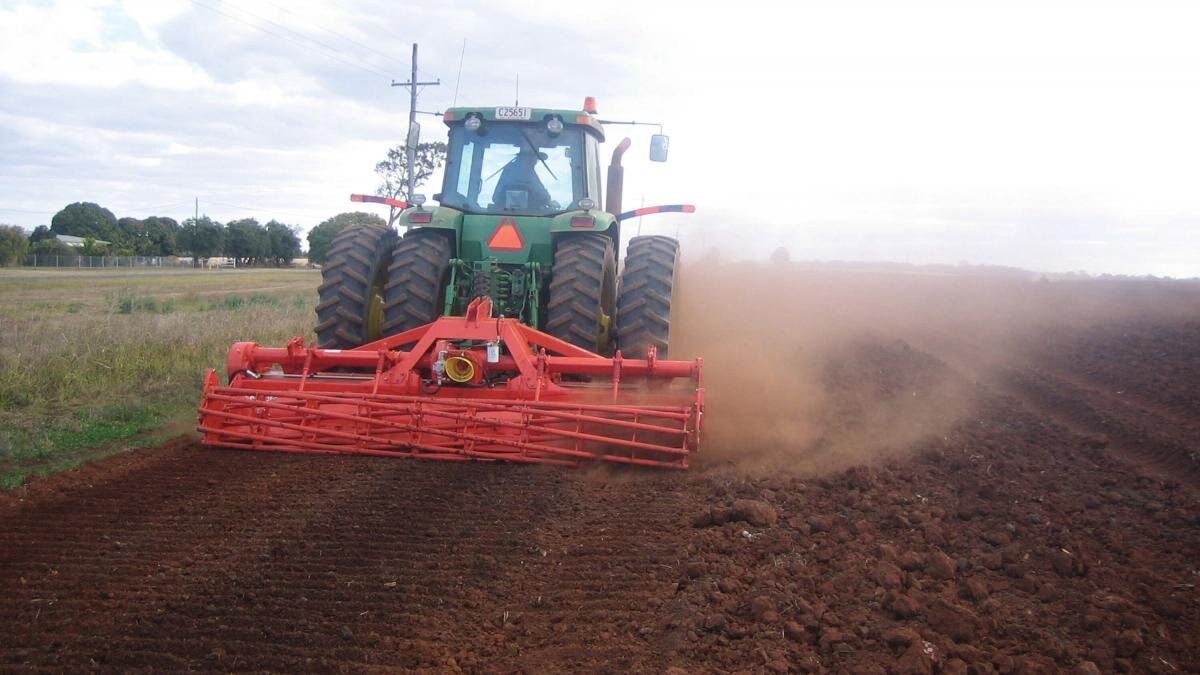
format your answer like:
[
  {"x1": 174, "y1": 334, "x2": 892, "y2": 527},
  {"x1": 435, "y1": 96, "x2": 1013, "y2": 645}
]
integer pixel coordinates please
[
  {"x1": 314, "y1": 224, "x2": 398, "y2": 348},
  {"x1": 381, "y1": 230, "x2": 453, "y2": 336},
  {"x1": 546, "y1": 233, "x2": 616, "y2": 354},
  {"x1": 616, "y1": 235, "x2": 680, "y2": 359}
]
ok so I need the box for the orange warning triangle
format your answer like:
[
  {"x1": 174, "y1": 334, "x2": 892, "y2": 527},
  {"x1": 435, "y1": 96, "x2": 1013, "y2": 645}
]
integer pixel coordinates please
[{"x1": 487, "y1": 220, "x2": 525, "y2": 251}]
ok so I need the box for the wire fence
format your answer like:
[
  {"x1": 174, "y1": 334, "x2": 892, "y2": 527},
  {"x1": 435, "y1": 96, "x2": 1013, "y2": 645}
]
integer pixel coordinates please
[{"x1": 22, "y1": 255, "x2": 232, "y2": 269}]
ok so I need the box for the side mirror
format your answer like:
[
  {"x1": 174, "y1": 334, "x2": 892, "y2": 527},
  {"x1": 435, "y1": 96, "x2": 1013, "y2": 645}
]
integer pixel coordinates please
[
  {"x1": 649, "y1": 134, "x2": 669, "y2": 162},
  {"x1": 406, "y1": 121, "x2": 421, "y2": 149}
]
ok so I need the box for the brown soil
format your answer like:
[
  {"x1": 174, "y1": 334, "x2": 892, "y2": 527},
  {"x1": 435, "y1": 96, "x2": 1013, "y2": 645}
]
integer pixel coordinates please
[{"x1": 2, "y1": 272, "x2": 1198, "y2": 672}]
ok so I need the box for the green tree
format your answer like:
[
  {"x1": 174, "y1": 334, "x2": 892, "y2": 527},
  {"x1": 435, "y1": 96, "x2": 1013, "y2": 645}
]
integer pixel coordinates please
[
  {"x1": 224, "y1": 218, "x2": 269, "y2": 266},
  {"x1": 0, "y1": 224, "x2": 29, "y2": 266},
  {"x1": 375, "y1": 141, "x2": 447, "y2": 226},
  {"x1": 306, "y1": 211, "x2": 386, "y2": 264},
  {"x1": 178, "y1": 216, "x2": 224, "y2": 266},
  {"x1": 142, "y1": 216, "x2": 180, "y2": 255},
  {"x1": 110, "y1": 217, "x2": 140, "y2": 255},
  {"x1": 265, "y1": 220, "x2": 302, "y2": 266},
  {"x1": 117, "y1": 216, "x2": 178, "y2": 255},
  {"x1": 29, "y1": 225, "x2": 53, "y2": 243},
  {"x1": 29, "y1": 238, "x2": 74, "y2": 257},
  {"x1": 80, "y1": 237, "x2": 108, "y2": 256},
  {"x1": 50, "y1": 202, "x2": 117, "y2": 240}
]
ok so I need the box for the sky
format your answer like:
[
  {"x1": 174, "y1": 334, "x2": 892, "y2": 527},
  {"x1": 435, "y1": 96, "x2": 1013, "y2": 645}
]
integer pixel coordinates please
[{"x1": 1, "y1": 0, "x2": 1198, "y2": 277}]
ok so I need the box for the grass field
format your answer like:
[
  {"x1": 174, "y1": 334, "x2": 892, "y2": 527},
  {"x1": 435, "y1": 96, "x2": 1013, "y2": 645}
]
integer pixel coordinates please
[{"x1": 0, "y1": 267, "x2": 320, "y2": 488}]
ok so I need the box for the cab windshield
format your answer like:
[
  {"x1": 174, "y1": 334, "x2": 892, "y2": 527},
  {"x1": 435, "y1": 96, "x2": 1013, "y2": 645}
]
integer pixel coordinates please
[{"x1": 440, "y1": 124, "x2": 586, "y2": 216}]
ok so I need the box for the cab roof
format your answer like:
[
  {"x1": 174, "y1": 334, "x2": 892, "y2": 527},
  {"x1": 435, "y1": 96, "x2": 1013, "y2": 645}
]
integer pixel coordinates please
[{"x1": 443, "y1": 106, "x2": 605, "y2": 142}]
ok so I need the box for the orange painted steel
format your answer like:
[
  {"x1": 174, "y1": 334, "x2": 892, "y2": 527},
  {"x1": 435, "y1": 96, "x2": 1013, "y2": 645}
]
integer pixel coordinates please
[{"x1": 198, "y1": 298, "x2": 703, "y2": 468}]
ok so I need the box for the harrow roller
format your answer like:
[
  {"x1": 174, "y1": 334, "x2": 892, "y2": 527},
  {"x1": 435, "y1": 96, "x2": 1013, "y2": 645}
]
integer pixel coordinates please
[{"x1": 199, "y1": 298, "x2": 703, "y2": 468}]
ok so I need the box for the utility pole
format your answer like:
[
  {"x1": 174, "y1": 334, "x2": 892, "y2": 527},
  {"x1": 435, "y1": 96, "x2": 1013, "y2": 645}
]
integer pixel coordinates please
[
  {"x1": 194, "y1": 197, "x2": 199, "y2": 224},
  {"x1": 391, "y1": 44, "x2": 440, "y2": 202}
]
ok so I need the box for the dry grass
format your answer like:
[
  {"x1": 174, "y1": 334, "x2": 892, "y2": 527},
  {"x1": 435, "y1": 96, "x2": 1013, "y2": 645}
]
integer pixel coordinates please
[{"x1": 0, "y1": 268, "x2": 320, "y2": 486}]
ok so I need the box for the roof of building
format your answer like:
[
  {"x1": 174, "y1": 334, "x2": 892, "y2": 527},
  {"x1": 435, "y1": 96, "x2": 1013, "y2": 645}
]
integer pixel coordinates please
[{"x1": 55, "y1": 234, "x2": 111, "y2": 246}]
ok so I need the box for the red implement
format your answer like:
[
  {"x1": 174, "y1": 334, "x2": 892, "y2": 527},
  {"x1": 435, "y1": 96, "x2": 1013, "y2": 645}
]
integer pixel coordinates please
[{"x1": 198, "y1": 299, "x2": 703, "y2": 468}]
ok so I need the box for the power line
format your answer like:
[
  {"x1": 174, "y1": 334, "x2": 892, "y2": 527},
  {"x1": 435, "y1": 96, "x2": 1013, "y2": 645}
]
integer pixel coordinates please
[
  {"x1": 452, "y1": 38, "x2": 466, "y2": 107},
  {"x1": 257, "y1": 0, "x2": 418, "y2": 73},
  {"x1": 119, "y1": 200, "x2": 196, "y2": 214},
  {"x1": 0, "y1": 201, "x2": 314, "y2": 222},
  {"x1": 188, "y1": 0, "x2": 395, "y2": 81},
  {"x1": 202, "y1": 199, "x2": 314, "y2": 220},
  {"x1": 213, "y1": 0, "x2": 393, "y2": 76},
  {"x1": 3, "y1": 201, "x2": 193, "y2": 216}
]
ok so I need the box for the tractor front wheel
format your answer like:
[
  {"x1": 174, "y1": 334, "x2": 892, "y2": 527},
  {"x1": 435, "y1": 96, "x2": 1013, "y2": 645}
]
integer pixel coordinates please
[
  {"x1": 616, "y1": 235, "x2": 680, "y2": 359},
  {"x1": 546, "y1": 233, "x2": 616, "y2": 354},
  {"x1": 381, "y1": 230, "x2": 453, "y2": 338},
  {"x1": 315, "y1": 224, "x2": 398, "y2": 348}
]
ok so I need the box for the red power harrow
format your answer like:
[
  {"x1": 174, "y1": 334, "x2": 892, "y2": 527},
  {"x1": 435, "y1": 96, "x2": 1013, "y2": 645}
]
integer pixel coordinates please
[{"x1": 198, "y1": 298, "x2": 704, "y2": 468}]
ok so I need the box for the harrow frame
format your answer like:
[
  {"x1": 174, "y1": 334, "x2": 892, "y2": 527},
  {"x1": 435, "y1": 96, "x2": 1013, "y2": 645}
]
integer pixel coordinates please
[{"x1": 199, "y1": 299, "x2": 703, "y2": 468}]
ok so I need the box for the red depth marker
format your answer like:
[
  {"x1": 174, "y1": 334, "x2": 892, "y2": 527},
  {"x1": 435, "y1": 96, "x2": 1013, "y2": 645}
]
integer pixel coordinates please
[
  {"x1": 616, "y1": 204, "x2": 695, "y2": 221},
  {"x1": 350, "y1": 194, "x2": 408, "y2": 209}
]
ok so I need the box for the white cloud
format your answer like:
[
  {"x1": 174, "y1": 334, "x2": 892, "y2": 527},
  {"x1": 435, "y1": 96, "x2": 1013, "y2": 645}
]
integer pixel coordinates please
[
  {"x1": 0, "y1": 0, "x2": 1197, "y2": 276},
  {"x1": 120, "y1": 0, "x2": 189, "y2": 34},
  {"x1": 0, "y1": 1, "x2": 209, "y2": 90}
]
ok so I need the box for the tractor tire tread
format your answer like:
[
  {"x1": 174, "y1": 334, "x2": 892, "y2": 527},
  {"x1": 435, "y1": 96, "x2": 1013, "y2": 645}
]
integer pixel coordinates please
[
  {"x1": 546, "y1": 233, "x2": 615, "y2": 353},
  {"x1": 315, "y1": 224, "x2": 397, "y2": 348},
  {"x1": 382, "y1": 230, "x2": 453, "y2": 335},
  {"x1": 616, "y1": 235, "x2": 679, "y2": 359}
]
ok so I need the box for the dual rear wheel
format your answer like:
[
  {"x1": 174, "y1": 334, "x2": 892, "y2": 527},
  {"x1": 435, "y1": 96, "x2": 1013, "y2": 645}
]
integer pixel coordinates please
[
  {"x1": 316, "y1": 226, "x2": 681, "y2": 358},
  {"x1": 314, "y1": 224, "x2": 397, "y2": 348},
  {"x1": 315, "y1": 227, "x2": 449, "y2": 348},
  {"x1": 615, "y1": 235, "x2": 680, "y2": 359},
  {"x1": 545, "y1": 232, "x2": 681, "y2": 359}
]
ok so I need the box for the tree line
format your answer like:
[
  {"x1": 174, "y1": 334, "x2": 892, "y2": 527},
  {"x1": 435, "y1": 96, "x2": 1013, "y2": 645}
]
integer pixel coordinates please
[
  {"x1": 1, "y1": 203, "x2": 388, "y2": 267},
  {"x1": 0, "y1": 202, "x2": 303, "y2": 267},
  {"x1": 1, "y1": 140, "x2": 451, "y2": 267}
]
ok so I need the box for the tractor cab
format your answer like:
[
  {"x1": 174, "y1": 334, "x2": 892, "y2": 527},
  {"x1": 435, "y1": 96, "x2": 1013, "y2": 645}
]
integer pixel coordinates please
[{"x1": 438, "y1": 107, "x2": 605, "y2": 217}]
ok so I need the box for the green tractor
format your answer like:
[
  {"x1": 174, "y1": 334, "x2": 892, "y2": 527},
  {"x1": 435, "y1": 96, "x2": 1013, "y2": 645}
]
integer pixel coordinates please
[{"x1": 315, "y1": 97, "x2": 691, "y2": 360}]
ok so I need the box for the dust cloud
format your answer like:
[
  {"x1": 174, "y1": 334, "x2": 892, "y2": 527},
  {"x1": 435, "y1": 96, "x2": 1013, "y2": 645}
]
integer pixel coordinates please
[{"x1": 670, "y1": 255, "x2": 1200, "y2": 476}]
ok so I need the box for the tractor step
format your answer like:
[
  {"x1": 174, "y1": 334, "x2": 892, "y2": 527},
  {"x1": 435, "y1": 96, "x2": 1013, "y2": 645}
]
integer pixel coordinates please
[{"x1": 198, "y1": 298, "x2": 703, "y2": 468}]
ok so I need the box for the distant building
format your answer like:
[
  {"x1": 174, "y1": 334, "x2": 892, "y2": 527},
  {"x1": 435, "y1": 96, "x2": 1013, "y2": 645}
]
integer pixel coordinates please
[{"x1": 55, "y1": 234, "x2": 111, "y2": 248}]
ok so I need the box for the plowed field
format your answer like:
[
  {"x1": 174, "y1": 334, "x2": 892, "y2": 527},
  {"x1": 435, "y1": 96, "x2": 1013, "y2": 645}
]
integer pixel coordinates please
[{"x1": 2, "y1": 275, "x2": 1198, "y2": 673}]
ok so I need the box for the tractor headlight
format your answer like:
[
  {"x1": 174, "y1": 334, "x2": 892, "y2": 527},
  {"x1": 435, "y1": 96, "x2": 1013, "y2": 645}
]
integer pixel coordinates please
[
  {"x1": 411, "y1": 194, "x2": 427, "y2": 206},
  {"x1": 546, "y1": 117, "x2": 564, "y2": 134},
  {"x1": 464, "y1": 114, "x2": 482, "y2": 131}
]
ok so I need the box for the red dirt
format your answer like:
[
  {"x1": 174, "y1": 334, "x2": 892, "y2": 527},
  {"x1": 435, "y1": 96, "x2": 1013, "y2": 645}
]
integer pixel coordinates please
[{"x1": 2, "y1": 273, "x2": 1198, "y2": 672}]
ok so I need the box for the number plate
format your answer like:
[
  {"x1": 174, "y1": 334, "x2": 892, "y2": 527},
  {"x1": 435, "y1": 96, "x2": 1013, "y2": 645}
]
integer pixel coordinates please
[{"x1": 495, "y1": 106, "x2": 531, "y2": 120}]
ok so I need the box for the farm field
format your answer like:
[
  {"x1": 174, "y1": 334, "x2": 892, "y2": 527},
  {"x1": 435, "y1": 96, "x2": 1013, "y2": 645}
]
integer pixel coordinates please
[
  {"x1": 0, "y1": 267, "x2": 319, "y2": 489},
  {"x1": 1, "y1": 263, "x2": 1198, "y2": 671}
]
